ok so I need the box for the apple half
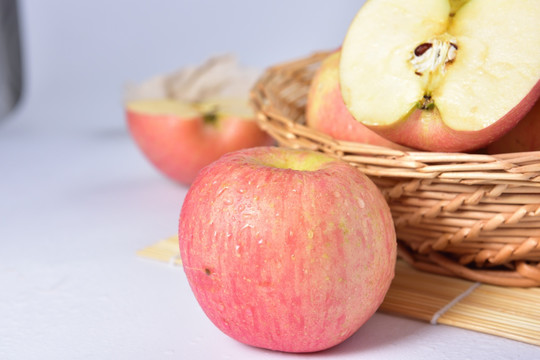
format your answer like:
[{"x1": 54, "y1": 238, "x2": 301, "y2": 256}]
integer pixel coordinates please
[
  {"x1": 125, "y1": 55, "x2": 274, "y2": 185},
  {"x1": 126, "y1": 97, "x2": 274, "y2": 185},
  {"x1": 340, "y1": 0, "x2": 540, "y2": 152}
]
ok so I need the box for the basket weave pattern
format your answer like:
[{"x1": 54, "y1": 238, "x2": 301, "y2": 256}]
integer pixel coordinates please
[{"x1": 251, "y1": 52, "x2": 540, "y2": 287}]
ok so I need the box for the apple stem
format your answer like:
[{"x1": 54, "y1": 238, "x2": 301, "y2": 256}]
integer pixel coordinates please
[
  {"x1": 417, "y1": 95, "x2": 435, "y2": 110},
  {"x1": 203, "y1": 106, "x2": 219, "y2": 125}
]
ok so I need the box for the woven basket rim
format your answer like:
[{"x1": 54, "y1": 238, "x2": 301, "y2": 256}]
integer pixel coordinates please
[{"x1": 251, "y1": 51, "x2": 540, "y2": 181}]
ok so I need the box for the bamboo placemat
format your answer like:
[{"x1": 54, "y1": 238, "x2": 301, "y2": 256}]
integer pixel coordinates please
[{"x1": 138, "y1": 236, "x2": 540, "y2": 346}]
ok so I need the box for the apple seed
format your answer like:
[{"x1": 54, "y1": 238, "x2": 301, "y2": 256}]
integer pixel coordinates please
[{"x1": 414, "y1": 43, "x2": 432, "y2": 57}]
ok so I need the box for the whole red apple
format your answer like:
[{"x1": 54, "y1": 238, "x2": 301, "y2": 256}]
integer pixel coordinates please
[
  {"x1": 178, "y1": 146, "x2": 397, "y2": 353},
  {"x1": 339, "y1": 0, "x2": 540, "y2": 152},
  {"x1": 126, "y1": 97, "x2": 274, "y2": 185},
  {"x1": 306, "y1": 51, "x2": 407, "y2": 150}
]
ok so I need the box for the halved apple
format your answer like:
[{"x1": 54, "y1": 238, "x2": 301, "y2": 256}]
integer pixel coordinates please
[
  {"x1": 126, "y1": 97, "x2": 274, "y2": 185},
  {"x1": 125, "y1": 55, "x2": 274, "y2": 185},
  {"x1": 340, "y1": 0, "x2": 540, "y2": 152}
]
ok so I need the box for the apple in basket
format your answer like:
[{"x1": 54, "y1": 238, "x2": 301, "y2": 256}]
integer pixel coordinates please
[
  {"x1": 485, "y1": 99, "x2": 540, "y2": 154},
  {"x1": 178, "y1": 146, "x2": 397, "y2": 353},
  {"x1": 125, "y1": 55, "x2": 274, "y2": 185},
  {"x1": 339, "y1": 0, "x2": 540, "y2": 153},
  {"x1": 306, "y1": 50, "x2": 407, "y2": 150}
]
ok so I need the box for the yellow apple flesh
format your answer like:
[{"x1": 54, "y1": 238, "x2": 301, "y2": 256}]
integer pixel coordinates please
[{"x1": 340, "y1": 0, "x2": 540, "y2": 152}]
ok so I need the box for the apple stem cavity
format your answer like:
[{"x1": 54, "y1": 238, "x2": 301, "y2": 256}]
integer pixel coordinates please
[
  {"x1": 417, "y1": 95, "x2": 435, "y2": 110},
  {"x1": 202, "y1": 106, "x2": 219, "y2": 125}
]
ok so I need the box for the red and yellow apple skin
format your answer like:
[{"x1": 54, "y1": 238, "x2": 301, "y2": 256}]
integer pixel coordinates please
[
  {"x1": 306, "y1": 51, "x2": 406, "y2": 149},
  {"x1": 126, "y1": 102, "x2": 274, "y2": 185},
  {"x1": 485, "y1": 99, "x2": 540, "y2": 154},
  {"x1": 179, "y1": 146, "x2": 397, "y2": 353},
  {"x1": 369, "y1": 81, "x2": 540, "y2": 153}
]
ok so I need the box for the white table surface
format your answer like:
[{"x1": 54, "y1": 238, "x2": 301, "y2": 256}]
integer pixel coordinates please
[{"x1": 1, "y1": 1, "x2": 539, "y2": 359}]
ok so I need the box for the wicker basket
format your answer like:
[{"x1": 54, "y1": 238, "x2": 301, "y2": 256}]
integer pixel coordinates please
[{"x1": 250, "y1": 51, "x2": 540, "y2": 287}]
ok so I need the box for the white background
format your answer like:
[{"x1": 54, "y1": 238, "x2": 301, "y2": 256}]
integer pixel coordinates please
[{"x1": 1, "y1": 1, "x2": 539, "y2": 359}]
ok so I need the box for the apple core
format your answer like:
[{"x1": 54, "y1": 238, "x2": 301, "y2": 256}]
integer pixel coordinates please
[{"x1": 410, "y1": 39, "x2": 457, "y2": 78}]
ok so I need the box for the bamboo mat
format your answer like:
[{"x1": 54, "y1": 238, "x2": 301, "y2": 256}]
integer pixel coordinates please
[{"x1": 138, "y1": 236, "x2": 540, "y2": 346}]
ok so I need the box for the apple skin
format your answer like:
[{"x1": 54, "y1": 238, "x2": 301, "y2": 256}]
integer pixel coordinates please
[
  {"x1": 485, "y1": 99, "x2": 540, "y2": 154},
  {"x1": 306, "y1": 51, "x2": 406, "y2": 149},
  {"x1": 178, "y1": 146, "x2": 397, "y2": 353},
  {"x1": 126, "y1": 109, "x2": 274, "y2": 185},
  {"x1": 367, "y1": 79, "x2": 540, "y2": 153}
]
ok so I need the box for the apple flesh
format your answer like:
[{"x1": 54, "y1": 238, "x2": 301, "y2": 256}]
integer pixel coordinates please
[
  {"x1": 126, "y1": 97, "x2": 274, "y2": 185},
  {"x1": 485, "y1": 99, "x2": 540, "y2": 154},
  {"x1": 179, "y1": 146, "x2": 397, "y2": 353},
  {"x1": 340, "y1": 0, "x2": 540, "y2": 152},
  {"x1": 306, "y1": 51, "x2": 408, "y2": 149}
]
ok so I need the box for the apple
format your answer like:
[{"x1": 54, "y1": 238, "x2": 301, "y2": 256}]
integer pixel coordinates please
[
  {"x1": 178, "y1": 146, "x2": 397, "y2": 353},
  {"x1": 126, "y1": 97, "x2": 274, "y2": 185},
  {"x1": 125, "y1": 54, "x2": 272, "y2": 185},
  {"x1": 306, "y1": 50, "x2": 407, "y2": 149},
  {"x1": 339, "y1": 0, "x2": 540, "y2": 152},
  {"x1": 485, "y1": 98, "x2": 540, "y2": 154}
]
